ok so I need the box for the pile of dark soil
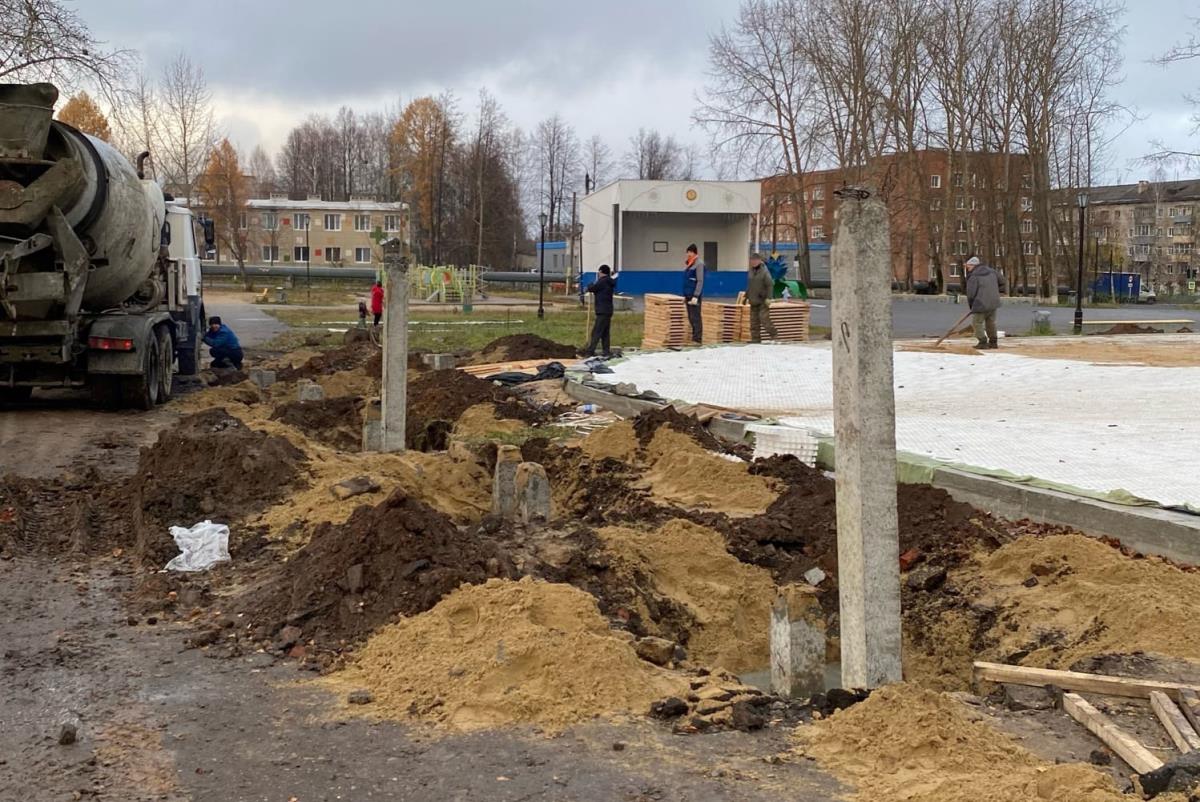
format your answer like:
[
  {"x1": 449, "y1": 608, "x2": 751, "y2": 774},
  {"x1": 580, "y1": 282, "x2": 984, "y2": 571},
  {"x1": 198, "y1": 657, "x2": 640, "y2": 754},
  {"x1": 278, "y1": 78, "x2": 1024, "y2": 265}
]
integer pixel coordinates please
[
  {"x1": 631, "y1": 406, "x2": 733, "y2": 454},
  {"x1": 1090, "y1": 323, "x2": 1164, "y2": 336},
  {"x1": 276, "y1": 341, "x2": 379, "y2": 381},
  {"x1": 472, "y1": 333, "x2": 577, "y2": 364},
  {"x1": 271, "y1": 395, "x2": 365, "y2": 451},
  {"x1": 133, "y1": 409, "x2": 308, "y2": 566},
  {"x1": 249, "y1": 489, "x2": 515, "y2": 647},
  {"x1": 407, "y1": 369, "x2": 543, "y2": 450}
]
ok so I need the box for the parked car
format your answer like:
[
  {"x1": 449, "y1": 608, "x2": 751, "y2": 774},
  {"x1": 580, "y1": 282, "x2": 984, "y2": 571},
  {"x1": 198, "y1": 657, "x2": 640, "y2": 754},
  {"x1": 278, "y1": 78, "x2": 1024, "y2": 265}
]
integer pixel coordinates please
[{"x1": 1139, "y1": 286, "x2": 1157, "y2": 304}]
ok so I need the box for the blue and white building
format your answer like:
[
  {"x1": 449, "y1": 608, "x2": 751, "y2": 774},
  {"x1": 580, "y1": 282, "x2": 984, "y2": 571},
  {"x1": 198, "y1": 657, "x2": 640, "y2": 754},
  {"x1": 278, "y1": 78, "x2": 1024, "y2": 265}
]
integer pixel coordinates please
[{"x1": 579, "y1": 180, "x2": 762, "y2": 296}]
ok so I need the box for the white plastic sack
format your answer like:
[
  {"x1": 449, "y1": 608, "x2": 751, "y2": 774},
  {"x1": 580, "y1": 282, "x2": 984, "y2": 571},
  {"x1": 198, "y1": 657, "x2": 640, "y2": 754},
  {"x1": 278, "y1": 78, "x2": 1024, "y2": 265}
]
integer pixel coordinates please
[{"x1": 164, "y1": 520, "x2": 231, "y2": 572}]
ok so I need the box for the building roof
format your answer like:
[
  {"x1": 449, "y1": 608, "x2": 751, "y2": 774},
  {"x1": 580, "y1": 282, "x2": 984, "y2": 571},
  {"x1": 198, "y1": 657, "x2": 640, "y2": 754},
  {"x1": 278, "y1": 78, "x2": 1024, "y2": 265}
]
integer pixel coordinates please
[
  {"x1": 1086, "y1": 179, "x2": 1200, "y2": 206},
  {"x1": 246, "y1": 197, "x2": 407, "y2": 212}
]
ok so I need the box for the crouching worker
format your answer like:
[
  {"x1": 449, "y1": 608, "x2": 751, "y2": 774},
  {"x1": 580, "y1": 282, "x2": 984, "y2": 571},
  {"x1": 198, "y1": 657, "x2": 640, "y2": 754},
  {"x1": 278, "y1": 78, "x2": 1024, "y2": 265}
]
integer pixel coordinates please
[{"x1": 203, "y1": 316, "x2": 244, "y2": 369}]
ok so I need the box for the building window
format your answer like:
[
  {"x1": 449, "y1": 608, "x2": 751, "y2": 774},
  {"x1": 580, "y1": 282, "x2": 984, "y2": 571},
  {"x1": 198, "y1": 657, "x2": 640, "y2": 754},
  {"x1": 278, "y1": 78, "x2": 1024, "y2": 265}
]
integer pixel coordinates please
[
  {"x1": 261, "y1": 245, "x2": 279, "y2": 262},
  {"x1": 1022, "y1": 241, "x2": 1036, "y2": 255},
  {"x1": 956, "y1": 240, "x2": 968, "y2": 255},
  {"x1": 1021, "y1": 173, "x2": 1032, "y2": 188},
  {"x1": 1021, "y1": 218, "x2": 1033, "y2": 234},
  {"x1": 956, "y1": 219, "x2": 968, "y2": 233},
  {"x1": 262, "y1": 212, "x2": 278, "y2": 231},
  {"x1": 952, "y1": 172, "x2": 963, "y2": 188},
  {"x1": 293, "y1": 245, "x2": 309, "y2": 262},
  {"x1": 955, "y1": 196, "x2": 966, "y2": 210},
  {"x1": 354, "y1": 214, "x2": 371, "y2": 232},
  {"x1": 1136, "y1": 224, "x2": 1153, "y2": 237},
  {"x1": 930, "y1": 198, "x2": 943, "y2": 211},
  {"x1": 810, "y1": 226, "x2": 824, "y2": 240},
  {"x1": 653, "y1": 241, "x2": 669, "y2": 252},
  {"x1": 812, "y1": 206, "x2": 824, "y2": 220},
  {"x1": 1020, "y1": 197, "x2": 1033, "y2": 212},
  {"x1": 323, "y1": 213, "x2": 342, "y2": 231},
  {"x1": 932, "y1": 223, "x2": 942, "y2": 235},
  {"x1": 970, "y1": 198, "x2": 979, "y2": 211},
  {"x1": 238, "y1": 212, "x2": 247, "y2": 230},
  {"x1": 325, "y1": 246, "x2": 342, "y2": 263},
  {"x1": 930, "y1": 175, "x2": 942, "y2": 189},
  {"x1": 812, "y1": 187, "x2": 824, "y2": 201},
  {"x1": 384, "y1": 214, "x2": 401, "y2": 232},
  {"x1": 355, "y1": 247, "x2": 372, "y2": 263},
  {"x1": 293, "y1": 213, "x2": 310, "y2": 231},
  {"x1": 950, "y1": 262, "x2": 962, "y2": 277}
]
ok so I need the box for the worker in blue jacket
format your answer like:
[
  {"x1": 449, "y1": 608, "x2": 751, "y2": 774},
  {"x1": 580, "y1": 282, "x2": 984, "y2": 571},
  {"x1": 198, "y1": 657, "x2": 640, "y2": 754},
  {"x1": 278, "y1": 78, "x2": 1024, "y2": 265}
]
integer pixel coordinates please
[{"x1": 203, "y1": 316, "x2": 244, "y2": 370}]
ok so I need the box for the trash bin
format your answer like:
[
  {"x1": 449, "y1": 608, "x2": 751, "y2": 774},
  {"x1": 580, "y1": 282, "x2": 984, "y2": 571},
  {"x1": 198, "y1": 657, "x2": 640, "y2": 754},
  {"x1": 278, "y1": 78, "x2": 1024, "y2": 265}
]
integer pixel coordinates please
[{"x1": 275, "y1": 287, "x2": 287, "y2": 304}]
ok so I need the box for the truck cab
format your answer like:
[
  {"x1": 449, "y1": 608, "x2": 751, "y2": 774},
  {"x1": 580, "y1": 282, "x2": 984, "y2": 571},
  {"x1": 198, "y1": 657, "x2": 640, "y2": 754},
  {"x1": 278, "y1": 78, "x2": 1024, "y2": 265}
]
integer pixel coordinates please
[{"x1": 163, "y1": 202, "x2": 206, "y2": 374}]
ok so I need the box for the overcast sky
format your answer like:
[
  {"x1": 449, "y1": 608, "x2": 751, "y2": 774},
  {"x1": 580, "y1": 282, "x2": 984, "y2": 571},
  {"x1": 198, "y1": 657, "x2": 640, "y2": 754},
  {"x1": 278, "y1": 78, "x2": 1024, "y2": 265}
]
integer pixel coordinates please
[{"x1": 85, "y1": 0, "x2": 1199, "y2": 184}]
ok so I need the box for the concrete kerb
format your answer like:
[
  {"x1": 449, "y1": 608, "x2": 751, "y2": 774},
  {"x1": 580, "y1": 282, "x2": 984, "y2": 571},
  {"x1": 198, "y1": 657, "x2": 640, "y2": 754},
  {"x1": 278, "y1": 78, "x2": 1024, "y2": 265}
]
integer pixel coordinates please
[{"x1": 562, "y1": 377, "x2": 1200, "y2": 566}]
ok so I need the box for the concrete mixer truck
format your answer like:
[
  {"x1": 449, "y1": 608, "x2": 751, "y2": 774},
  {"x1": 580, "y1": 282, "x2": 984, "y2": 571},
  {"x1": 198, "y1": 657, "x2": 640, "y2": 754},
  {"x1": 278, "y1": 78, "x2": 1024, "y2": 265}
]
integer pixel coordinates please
[{"x1": 0, "y1": 83, "x2": 208, "y2": 408}]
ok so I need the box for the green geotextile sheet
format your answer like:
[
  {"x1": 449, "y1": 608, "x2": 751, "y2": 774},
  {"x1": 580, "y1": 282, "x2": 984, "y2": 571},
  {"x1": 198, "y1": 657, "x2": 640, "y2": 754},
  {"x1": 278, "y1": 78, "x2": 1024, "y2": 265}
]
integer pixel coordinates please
[{"x1": 812, "y1": 439, "x2": 1200, "y2": 515}]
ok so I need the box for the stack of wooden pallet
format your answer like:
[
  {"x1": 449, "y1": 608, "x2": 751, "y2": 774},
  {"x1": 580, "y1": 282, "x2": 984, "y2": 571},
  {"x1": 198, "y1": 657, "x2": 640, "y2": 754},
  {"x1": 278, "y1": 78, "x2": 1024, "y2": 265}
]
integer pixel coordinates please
[
  {"x1": 642, "y1": 293, "x2": 690, "y2": 349},
  {"x1": 701, "y1": 303, "x2": 746, "y2": 344},
  {"x1": 737, "y1": 300, "x2": 811, "y2": 343}
]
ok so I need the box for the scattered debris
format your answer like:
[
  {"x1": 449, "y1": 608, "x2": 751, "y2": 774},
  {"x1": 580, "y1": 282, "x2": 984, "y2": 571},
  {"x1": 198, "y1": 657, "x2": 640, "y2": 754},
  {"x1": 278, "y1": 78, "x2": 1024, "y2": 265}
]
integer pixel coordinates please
[{"x1": 331, "y1": 476, "x2": 381, "y2": 501}]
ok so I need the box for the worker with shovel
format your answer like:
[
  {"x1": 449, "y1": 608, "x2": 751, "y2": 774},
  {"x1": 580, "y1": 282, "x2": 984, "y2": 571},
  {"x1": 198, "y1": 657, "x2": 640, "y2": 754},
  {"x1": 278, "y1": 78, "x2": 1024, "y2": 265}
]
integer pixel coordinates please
[
  {"x1": 964, "y1": 255, "x2": 1006, "y2": 349},
  {"x1": 582, "y1": 264, "x2": 617, "y2": 358},
  {"x1": 746, "y1": 252, "x2": 778, "y2": 343}
]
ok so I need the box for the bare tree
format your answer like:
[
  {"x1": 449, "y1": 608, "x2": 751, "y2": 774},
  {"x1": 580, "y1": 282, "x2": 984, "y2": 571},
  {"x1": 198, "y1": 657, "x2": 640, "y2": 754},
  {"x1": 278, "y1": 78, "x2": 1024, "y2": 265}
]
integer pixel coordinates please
[
  {"x1": 110, "y1": 70, "x2": 160, "y2": 174},
  {"x1": 0, "y1": 0, "x2": 132, "y2": 90},
  {"x1": 533, "y1": 115, "x2": 580, "y2": 235},
  {"x1": 584, "y1": 135, "x2": 613, "y2": 190},
  {"x1": 1148, "y1": 17, "x2": 1200, "y2": 163},
  {"x1": 625, "y1": 128, "x2": 687, "y2": 180},
  {"x1": 245, "y1": 145, "x2": 277, "y2": 198},
  {"x1": 158, "y1": 54, "x2": 215, "y2": 202}
]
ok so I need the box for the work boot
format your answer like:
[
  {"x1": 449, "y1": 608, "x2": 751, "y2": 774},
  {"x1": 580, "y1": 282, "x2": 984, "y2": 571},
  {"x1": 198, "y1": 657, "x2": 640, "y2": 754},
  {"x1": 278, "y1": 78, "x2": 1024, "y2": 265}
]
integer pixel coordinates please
[
  {"x1": 975, "y1": 340, "x2": 988, "y2": 350},
  {"x1": 987, "y1": 340, "x2": 999, "y2": 349}
]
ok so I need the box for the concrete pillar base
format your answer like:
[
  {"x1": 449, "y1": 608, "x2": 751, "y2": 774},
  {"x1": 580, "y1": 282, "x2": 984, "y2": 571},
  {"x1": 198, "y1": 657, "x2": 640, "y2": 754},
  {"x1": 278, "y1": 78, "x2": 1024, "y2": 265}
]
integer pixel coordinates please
[
  {"x1": 770, "y1": 585, "x2": 826, "y2": 699},
  {"x1": 492, "y1": 445, "x2": 523, "y2": 519},
  {"x1": 515, "y1": 462, "x2": 551, "y2": 524}
]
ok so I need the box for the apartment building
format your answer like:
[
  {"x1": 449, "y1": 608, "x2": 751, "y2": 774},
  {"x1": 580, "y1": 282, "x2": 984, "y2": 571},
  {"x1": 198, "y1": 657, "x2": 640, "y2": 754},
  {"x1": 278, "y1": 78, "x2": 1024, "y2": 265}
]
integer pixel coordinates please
[
  {"x1": 229, "y1": 195, "x2": 410, "y2": 267},
  {"x1": 761, "y1": 149, "x2": 1042, "y2": 290},
  {"x1": 1076, "y1": 179, "x2": 1199, "y2": 294}
]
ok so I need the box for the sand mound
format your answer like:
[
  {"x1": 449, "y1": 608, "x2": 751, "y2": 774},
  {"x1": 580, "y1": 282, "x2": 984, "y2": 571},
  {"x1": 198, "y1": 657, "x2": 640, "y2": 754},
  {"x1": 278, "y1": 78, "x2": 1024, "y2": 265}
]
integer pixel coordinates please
[
  {"x1": 632, "y1": 405, "x2": 731, "y2": 454},
  {"x1": 174, "y1": 382, "x2": 262, "y2": 412},
  {"x1": 452, "y1": 403, "x2": 525, "y2": 439},
  {"x1": 271, "y1": 395, "x2": 364, "y2": 451},
  {"x1": 252, "y1": 490, "x2": 513, "y2": 646},
  {"x1": 598, "y1": 520, "x2": 776, "y2": 672},
  {"x1": 797, "y1": 684, "x2": 1128, "y2": 802},
  {"x1": 642, "y1": 428, "x2": 779, "y2": 516},
  {"x1": 330, "y1": 577, "x2": 687, "y2": 731},
  {"x1": 978, "y1": 534, "x2": 1200, "y2": 669},
  {"x1": 579, "y1": 419, "x2": 639, "y2": 462},
  {"x1": 471, "y1": 334, "x2": 577, "y2": 365},
  {"x1": 133, "y1": 409, "x2": 308, "y2": 565}
]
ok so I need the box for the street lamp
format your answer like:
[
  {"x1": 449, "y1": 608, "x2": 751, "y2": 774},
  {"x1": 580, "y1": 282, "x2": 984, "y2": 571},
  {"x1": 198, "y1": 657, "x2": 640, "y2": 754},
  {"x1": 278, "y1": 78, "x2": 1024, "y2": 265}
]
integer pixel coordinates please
[
  {"x1": 538, "y1": 211, "x2": 548, "y2": 320},
  {"x1": 1074, "y1": 191, "x2": 1088, "y2": 334}
]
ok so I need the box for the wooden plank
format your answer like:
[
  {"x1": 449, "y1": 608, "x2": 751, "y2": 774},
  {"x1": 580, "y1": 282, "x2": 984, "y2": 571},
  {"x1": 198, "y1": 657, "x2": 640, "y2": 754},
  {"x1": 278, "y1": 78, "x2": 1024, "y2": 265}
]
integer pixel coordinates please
[
  {"x1": 1178, "y1": 688, "x2": 1200, "y2": 736},
  {"x1": 1152, "y1": 691, "x2": 1200, "y2": 753},
  {"x1": 974, "y1": 661, "x2": 1200, "y2": 699},
  {"x1": 1063, "y1": 693, "x2": 1164, "y2": 774}
]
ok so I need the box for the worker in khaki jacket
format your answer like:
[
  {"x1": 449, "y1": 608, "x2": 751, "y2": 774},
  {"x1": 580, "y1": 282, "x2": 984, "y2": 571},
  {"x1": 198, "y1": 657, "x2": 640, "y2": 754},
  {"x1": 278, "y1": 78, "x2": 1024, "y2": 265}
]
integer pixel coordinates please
[{"x1": 746, "y1": 253, "x2": 778, "y2": 343}]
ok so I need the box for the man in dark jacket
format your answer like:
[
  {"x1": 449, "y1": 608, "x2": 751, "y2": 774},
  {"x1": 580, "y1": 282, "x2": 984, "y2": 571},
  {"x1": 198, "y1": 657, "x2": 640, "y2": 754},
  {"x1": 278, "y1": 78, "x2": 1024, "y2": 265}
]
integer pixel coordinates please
[
  {"x1": 583, "y1": 265, "x2": 617, "y2": 357},
  {"x1": 746, "y1": 252, "x2": 778, "y2": 343},
  {"x1": 964, "y1": 255, "x2": 1007, "y2": 349},
  {"x1": 683, "y1": 244, "x2": 705, "y2": 343},
  {"x1": 203, "y1": 316, "x2": 244, "y2": 369}
]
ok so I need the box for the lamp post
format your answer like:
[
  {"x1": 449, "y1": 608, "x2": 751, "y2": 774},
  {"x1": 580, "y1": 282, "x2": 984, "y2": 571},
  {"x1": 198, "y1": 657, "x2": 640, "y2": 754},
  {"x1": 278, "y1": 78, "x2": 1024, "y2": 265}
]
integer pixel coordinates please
[
  {"x1": 538, "y1": 211, "x2": 548, "y2": 320},
  {"x1": 1074, "y1": 191, "x2": 1088, "y2": 334}
]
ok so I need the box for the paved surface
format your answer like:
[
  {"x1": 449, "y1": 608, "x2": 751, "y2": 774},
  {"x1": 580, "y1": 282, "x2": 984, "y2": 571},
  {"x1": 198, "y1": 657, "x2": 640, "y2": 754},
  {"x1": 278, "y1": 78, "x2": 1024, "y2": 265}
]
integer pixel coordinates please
[
  {"x1": 204, "y1": 296, "x2": 290, "y2": 347},
  {"x1": 805, "y1": 299, "x2": 1200, "y2": 339}
]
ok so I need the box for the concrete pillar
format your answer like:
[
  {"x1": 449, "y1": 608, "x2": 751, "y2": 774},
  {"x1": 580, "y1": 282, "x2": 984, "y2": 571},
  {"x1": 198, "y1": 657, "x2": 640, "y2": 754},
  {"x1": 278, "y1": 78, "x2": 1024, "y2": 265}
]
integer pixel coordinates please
[
  {"x1": 770, "y1": 585, "x2": 826, "y2": 699},
  {"x1": 422, "y1": 353, "x2": 457, "y2": 370},
  {"x1": 830, "y1": 190, "x2": 902, "y2": 689},
  {"x1": 249, "y1": 368, "x2": 276, "y2": 389},
  {"x1": 492, "y1": 445, "x2": 522, "y2": 519},
  {"x1": 297, "y1": 380, "x2": 325, "y2": 402},
  {"x1": 515, "y1": 462, "x2": 551, "y2": 524},
  {"x1": 380, "y1": 246, "x2": 410, "y2": 453},
  {"x1": 361, "y1": 398, "x2": 382, "y2": 452}
]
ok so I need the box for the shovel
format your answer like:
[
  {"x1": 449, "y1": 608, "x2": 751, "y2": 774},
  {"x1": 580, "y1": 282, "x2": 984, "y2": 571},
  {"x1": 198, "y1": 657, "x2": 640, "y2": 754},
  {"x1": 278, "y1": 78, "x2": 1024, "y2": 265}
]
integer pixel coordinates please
[{"x1": 933, "y1": 310, "x2": 973, "y2": 348}]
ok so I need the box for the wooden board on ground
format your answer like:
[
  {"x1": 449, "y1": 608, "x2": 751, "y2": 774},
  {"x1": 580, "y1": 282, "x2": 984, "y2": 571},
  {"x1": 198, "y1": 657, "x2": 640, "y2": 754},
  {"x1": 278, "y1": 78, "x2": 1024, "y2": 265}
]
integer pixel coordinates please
[
  {"x1": 701, "y1": 303, "x2": 747, "y2": 344},
  {"x1": 736, "y1": 301, "x2": 811, "y2": 343},
  {"x1": 460, "y1": 358, "x2": 582, "y2": 378},
  {"x1": 1063, "y1": 692, "x2": 1164, "y2": 774},
  {"x1": 1179, "y1": 688, "x2": 1200, "y2": 735},
  {"x1": 1150, "y1": 691, "x2": 1200, "y2": 753},
  {"x1": 973, "y1": 661, "x2": 1200, "y2": 699}
]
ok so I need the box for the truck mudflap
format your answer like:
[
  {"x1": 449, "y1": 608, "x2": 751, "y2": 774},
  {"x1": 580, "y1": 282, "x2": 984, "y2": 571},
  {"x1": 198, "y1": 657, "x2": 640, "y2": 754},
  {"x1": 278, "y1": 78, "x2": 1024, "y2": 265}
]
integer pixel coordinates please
[{"x1": 86, "y1": 313, "x2": 172, "y2": 375}]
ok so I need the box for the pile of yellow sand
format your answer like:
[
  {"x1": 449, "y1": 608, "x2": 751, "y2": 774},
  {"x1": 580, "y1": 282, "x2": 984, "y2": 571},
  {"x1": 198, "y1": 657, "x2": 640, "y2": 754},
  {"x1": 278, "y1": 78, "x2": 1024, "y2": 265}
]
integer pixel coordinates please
[
  {"x1": 641, "y1": 428, "x2": 779, "y2": 517},
  {"x1": 174, "y1": 382, "x2": 263, "y2": 412},
  {"x1": 452, "y1": 403, "x2": 526, "y2": 439},
  {"x1": 598, "y1": 519, "x2": 776, "y2": 672},
  {"x1": 797, "y1": 684, "x2": 1132, "y2": 802},
  {"x1": 330, "y1": 577, "x2": 687, "y2": 731},
  {"x1": 579, "y1": 419, "x2": 640, "y2": 462},
  {"x1": 978, "y1": 534, "x2": 1200, "y2": 669}
]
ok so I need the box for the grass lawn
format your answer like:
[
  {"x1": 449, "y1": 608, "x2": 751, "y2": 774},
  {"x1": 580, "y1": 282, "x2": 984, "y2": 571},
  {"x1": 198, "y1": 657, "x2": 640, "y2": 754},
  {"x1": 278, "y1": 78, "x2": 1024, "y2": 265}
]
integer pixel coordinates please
[{"x1": 262, "y1": 306, "x2": 645, "y2": 353}]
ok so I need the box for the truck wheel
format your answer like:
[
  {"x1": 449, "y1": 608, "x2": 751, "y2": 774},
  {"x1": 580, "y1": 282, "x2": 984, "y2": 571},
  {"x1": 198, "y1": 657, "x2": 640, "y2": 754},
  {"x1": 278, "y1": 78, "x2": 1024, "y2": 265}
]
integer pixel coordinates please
[
  {"x1": 156, "y1": 326, "x2": 174, "y2": 402},
  {"x1": 177, "y1": 329, "x2": 201, "y2": 376},
  {"x1": 123, "y1": 332, "x2": 161, "y2": 410}
]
